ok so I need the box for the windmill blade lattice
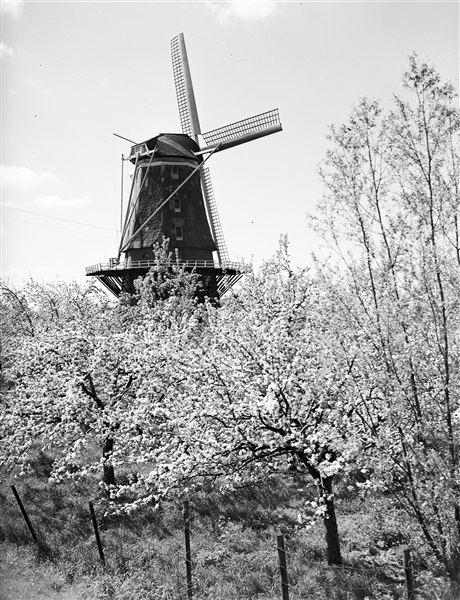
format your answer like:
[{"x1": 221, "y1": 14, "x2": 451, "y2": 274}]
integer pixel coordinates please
[
  {"x1": 201, "y1": 167, "x2": 229, "y2": 264},
  {"x1": 202, "y1": 109, "x2": 281, "y2": 149},
  {"x1": 171, "y1": 34, "x2": 201, "y2": 140}
]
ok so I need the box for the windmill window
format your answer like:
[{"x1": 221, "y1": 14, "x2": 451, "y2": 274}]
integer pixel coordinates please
[
  {"x1": 171, "y1": 166, "x2": 179, "y2": 180},
  {"x1": 169, "y1": 197, "x2": 181, "y2": 212},
  {"x1": 130, "y1": 143, "x2": 147, "y2": 160},
  {"x1": 175, "y1": 226, "x2": 183, "y2": 240}
]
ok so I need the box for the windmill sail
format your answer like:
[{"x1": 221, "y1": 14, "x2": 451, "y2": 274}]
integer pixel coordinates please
[
  {"x1": 118, "y1": 153, "x2": 139, "y2": 256},
  {"x1": 171, "y1": 33, "x2": 231, "y2": 265},
  {"x1": 201, "y1": 167, "x2": 229, "y2": 264},
  {"x1": 200, "y1": 109, "x2": 282, "y2": 153},
  {"x1": 171, "y1": 33, "x2": 201, "y2": 141}
]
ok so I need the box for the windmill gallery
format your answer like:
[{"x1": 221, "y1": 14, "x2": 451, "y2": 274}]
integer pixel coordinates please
[{"x1": 86, "y1": 34, "x2": 282, "y2": 299}]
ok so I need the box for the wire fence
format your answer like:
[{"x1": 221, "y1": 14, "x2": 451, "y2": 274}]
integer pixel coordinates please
[{"x1": 8, "y1": 484, "x2": 443, "y2": 600}]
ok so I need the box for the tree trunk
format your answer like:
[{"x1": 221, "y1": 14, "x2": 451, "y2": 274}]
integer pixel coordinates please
[
  {"x1": 447, "y1": 548, "x2": 460, "y2": 583},
  {"x1": 102, "y1": 437, "x2": 116, "y2": 488},
  {"x1": 297, "y1": 453, "x2": 343, "y2": 565},
  {"x1": 320, "y1": 476, "x2": 342, "y2": 565}
]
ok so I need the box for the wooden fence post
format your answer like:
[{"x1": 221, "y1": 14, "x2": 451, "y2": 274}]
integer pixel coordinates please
[
  {"x1": 89, "y1": 501, "x2": 106, "y2": 567},
  {"x1": 402, "y1": 546, "x2": 415, "y2": 599},
  {"x1": 277, "y1": 534, "x2": 290, "y2": 600},
  {"x1": 11, "y1": 485, "x2": 39, "y2": 544},
  {"x1": 183, "y1": 500, "x2": 193, "y2": 599}
]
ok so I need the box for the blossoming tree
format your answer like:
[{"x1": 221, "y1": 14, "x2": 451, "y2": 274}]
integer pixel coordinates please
[
  {"x1": 314, "y1": 56, "x2": 460, "y2": 579},
  {"x1": 144, "y1": 244, "x2": 372, "y2": 566}
]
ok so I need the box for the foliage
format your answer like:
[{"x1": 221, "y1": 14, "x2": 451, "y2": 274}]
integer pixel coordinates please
[
  {"x1": 0, "y1": 243, "x2": 205, "y2": 501},
  {"x1": 1, "y1": 242, "x2": 369, "y2": 565},
  {"x1": 313, "y1": 54, "x2": 460, "y2": 580},
  {"x1": 134, "y1": 240, "x2": 378, "y2": 566},
  {"x1": 0, "y1": 280, "x2": 110, "y2": 382}
]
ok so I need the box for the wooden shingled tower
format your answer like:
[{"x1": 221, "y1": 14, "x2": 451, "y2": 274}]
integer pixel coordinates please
[{"x1": 86, "y1": 33, "x2": 282, "y2": 298}]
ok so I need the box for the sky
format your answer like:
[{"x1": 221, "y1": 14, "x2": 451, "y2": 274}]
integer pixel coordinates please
[{"x1": 1, "y1": 0, "x2": 459, "y2": 287}]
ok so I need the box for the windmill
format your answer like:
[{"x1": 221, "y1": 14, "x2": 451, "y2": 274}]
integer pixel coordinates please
[{"x1": 86, "y1": 33, "x2": 282, "y2": 298}]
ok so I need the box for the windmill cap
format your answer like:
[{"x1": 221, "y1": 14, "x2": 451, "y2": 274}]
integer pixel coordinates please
[{"x1": 129, "y1": 133, "x2": 199, "y2": 163}]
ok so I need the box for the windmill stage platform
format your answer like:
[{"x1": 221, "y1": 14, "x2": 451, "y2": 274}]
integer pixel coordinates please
[{"x1": 86, "y1": 258, "x2": 247, "y2": 298}]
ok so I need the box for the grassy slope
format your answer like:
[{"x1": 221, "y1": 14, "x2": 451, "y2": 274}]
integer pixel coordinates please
[
  {"x1": 0, "y1": 453, "x2": 455, "y2": 600},
  {"x1": 0, "y1": 544, "x2": 91, "y2": 600}
]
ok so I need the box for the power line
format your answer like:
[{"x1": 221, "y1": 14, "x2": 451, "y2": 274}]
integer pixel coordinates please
[
  {"x1": 2, "y1": 206, "x2": 117, "y2": 232},
  {"x1": 2, "y1": 215, "x2": 115, "y2": 239}
]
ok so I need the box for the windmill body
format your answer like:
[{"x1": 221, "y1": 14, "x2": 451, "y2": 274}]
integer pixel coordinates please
[
  {"x1": 120, "y1": 134, "x2": 215, "y2": 263},
  {"x1": 86, "y1": 34, "x2": 282, "y2": 298}
]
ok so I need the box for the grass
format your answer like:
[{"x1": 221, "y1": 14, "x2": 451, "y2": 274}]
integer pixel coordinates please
[
  {"x1": 0, "y1": 452, "x2": 458, "y2": 600},
  {"x1": 0, "y1": 543, "x2": 91, "y2": 600}
]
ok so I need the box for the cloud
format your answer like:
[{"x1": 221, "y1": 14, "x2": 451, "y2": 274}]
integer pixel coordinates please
[
  {"x1": 25, "y1": 77, "x2": 58, "y2": 100},
  {"x1": 207, "y1": 1, "x2": 278, "y2": 23},
  {"x1": 1, "y1": 165, "x2": 60, "y2": 192},
  {"x1": 1, "y1": 0, "x2": 24, "y2": 18},
  {"x1": 33, "y1": 195, "x2": 91, "y2": 208},
  {"x1": 1, "y1": 42, "x2": 14, "y2": 60}
]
